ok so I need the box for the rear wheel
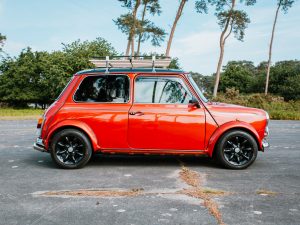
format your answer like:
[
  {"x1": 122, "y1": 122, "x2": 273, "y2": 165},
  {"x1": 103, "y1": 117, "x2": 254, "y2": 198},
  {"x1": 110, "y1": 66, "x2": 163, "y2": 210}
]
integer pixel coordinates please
[
  {"x1": 215, "y1": 130, "x2": 258, "y2": 169},
  {"x1": 50, "y1": 129, "x2": 92, "y2": 169}
]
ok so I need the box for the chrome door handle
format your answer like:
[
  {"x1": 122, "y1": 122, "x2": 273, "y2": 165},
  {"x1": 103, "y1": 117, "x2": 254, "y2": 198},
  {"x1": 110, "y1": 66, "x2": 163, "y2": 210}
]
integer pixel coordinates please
[{"x1": 129, "y1": 111, "x2": 144, "y2": 116}]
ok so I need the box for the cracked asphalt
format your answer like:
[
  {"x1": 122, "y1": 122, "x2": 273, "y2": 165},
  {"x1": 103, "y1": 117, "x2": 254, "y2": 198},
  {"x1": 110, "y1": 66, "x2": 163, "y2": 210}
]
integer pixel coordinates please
[{"x1": 0, "y1": 120, "x2": 299, "y2": 225}]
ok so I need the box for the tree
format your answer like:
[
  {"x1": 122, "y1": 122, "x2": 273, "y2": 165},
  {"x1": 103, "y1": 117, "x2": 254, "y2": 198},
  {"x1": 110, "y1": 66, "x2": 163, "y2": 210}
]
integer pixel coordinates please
[
  {"x1": 0, "y1": 33, "x2": 6, "y2": 52},
  {"x1": 165, "y1": 0, "x2": 188, "y2": 57},
  {"x1": 189, "y1": 71, "x2": 214, "y2": 94},
  {"x1": 168, "y1": 57, "x2": 181, "y2": 69},
  {"x1": 196, "y1": 0, "x2": 256, "y2": 97},
  {"x1": 265, "y1": 0, "x2": 295, "y2": 96},
  {"x1": 62, "y1": 37, "x2": 117, "y2": 74},
  {"x1": 0, "y1": 38, "x2": 117, "y2": 107},
  {"x1": 136, "y1": 0, "x2": 162, "y2": 55},
  {"x1": 116, "y1": 0, "x2": 141, "y2": 56},
  {"x1": 115, "y1": 0, "x2": 165, "y2": 56},
  {"x1": 137, "y1": 22, "x2": 166, "y2": 55},
  {"x1": 268, "y1": 60, "x2": 300, "y2": 100},
  {"x1": 0, "y1": 49, "x2": 48, "y2": 106},
  {"x1": 219, "y1": 60, "x2": 256, "y2": 93}
]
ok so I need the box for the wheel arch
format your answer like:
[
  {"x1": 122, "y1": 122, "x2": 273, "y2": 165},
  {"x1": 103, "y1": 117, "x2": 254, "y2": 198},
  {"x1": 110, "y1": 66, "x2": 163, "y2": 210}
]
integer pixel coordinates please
[
  {"x1": 45, "y1": 120, "x2": 100, "y2": 152},
  {"x1": 207, "y1": 121, "x2": 261, "y2": 157}
]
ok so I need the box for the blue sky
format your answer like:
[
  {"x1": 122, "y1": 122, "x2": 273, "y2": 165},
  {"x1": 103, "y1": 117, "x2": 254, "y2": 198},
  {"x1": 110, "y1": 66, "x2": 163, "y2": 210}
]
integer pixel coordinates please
[{"x1": 0, "y1": 0, "x2": 299, "y2": 74}]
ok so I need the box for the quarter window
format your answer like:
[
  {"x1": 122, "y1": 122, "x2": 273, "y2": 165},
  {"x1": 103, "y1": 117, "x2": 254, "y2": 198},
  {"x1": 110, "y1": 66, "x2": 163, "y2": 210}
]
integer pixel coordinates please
[
  {"x1": 134, "y1": 76, "x2": 192, "y2": 104},
  {"x1": 74, "y1": 75, "x2": 129, "y2": 103}
]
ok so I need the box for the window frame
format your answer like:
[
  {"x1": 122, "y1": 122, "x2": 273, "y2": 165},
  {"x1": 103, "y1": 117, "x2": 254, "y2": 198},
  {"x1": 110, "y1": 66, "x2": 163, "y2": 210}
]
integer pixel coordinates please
[
  {"x1": 72, "y1": 74, "x2": 131, "y2": 104},
  {"x1": 56, "y1": 76, "x2": 74, "y2": 101},
  {"x1": 133, "y1": 75, "x2": 194, "y2": 105}
]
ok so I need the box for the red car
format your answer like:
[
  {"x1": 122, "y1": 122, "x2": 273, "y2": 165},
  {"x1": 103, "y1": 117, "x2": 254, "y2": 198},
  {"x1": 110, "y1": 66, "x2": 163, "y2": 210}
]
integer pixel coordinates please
[{"x1": 33, "y1": 57, "x2": 269, "y2": 169}]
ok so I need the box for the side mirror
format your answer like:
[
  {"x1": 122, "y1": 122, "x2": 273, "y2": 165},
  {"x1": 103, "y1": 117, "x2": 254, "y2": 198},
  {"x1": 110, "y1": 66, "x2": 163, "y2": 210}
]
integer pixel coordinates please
[{"x1": 188, "y1": 97, "x2": 200, "y2": 108}]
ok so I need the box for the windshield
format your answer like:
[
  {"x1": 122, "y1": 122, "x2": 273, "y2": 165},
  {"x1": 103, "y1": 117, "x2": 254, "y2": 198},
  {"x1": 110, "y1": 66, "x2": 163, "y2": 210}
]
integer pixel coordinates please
[{"x1": 187, "y1": 74, "x2": 209, "y2": 103}]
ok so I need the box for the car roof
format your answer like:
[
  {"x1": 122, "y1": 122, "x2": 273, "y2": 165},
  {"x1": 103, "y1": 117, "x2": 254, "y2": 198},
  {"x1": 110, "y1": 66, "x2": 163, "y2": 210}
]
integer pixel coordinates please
[{"x1": 75, "y1": 68, "x2": 186, "y2": 75}]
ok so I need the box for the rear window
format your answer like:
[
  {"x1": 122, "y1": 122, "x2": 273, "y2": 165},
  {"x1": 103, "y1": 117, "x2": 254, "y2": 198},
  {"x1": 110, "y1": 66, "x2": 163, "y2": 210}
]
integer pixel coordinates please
[{"x1": 74, "y1": 75, "x2": 130, "y2": 103}]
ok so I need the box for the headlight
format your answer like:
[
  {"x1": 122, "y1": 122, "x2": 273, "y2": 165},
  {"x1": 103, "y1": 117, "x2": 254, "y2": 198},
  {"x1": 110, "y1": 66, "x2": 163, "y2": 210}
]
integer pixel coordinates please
[
  {"x1": 264, "y1": 126, "x2": 269, "y2": 137},
  {"x1": 265, "y1": 111, "x2": 270, "y2": 125}
]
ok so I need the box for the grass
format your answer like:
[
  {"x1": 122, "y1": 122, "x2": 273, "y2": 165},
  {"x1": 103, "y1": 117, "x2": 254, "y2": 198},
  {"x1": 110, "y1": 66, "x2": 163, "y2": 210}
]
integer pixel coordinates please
[
  {"x1": 256, "y1": 189, "x2": 278, "y2": 196},
  {"x1": 178, "y1": 165, "x2": 228, "y2": 225},
  {"x1": 0, "y1": 108, "x2": 44, "y2": 120},
  {"x1": 44, "y1": 188, "x2": 144, "y2": 197}
]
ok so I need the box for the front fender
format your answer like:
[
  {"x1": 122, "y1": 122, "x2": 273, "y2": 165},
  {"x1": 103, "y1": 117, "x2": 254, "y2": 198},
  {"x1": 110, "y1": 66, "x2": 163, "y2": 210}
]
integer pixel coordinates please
[
  {"x1": 45, "y1": 119, "x2": 100, "y2": 151},
  {"x1": 206, "y1": 121, "x2": 261, "y2": 157}
]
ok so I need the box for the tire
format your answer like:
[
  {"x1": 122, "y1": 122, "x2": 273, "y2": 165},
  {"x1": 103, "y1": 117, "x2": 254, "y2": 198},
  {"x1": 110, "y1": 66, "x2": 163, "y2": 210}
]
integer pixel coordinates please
[
  {"x1": 215, "y1": 130, "x2": 258, "y2": 169},
  {"x1": 50, "y1": 129, "x2": 92, "y2": 169}
]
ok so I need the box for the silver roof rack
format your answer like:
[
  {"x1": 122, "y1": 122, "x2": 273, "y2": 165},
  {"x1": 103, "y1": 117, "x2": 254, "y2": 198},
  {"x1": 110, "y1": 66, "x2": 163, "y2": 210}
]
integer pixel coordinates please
[{"x1": 89, "y1": 56, "x2": 172, "y2": 73}]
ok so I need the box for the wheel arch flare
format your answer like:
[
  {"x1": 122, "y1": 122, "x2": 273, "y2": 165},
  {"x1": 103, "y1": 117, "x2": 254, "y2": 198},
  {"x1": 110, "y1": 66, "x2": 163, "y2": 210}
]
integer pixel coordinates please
[{"x1": 206, "y1": 121, "x2": 261, "y2": 157}]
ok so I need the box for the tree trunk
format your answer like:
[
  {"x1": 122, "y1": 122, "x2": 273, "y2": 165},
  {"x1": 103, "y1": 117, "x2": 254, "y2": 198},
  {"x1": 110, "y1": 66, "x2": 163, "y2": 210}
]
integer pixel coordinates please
[
  {"x1": 130, "y1": 0, "x2": 141, "y2": 57},
  {"x1": 137, "y1": 3, "x2": 147, "y2": 56},
  {"x1": 213, "y1": 0, "x2": 236, "y2": 97},
  {"x1": 125, "y1": 40, "x2": 131, "y2": 56},
  {"x1": 165, "y1": 0, "x2": 187, "y2": 57},
  {"x1": 131, "y1": 36, "x2": 135, "y2": 57},
  {"x1": 265, "y1": 2, "x2": 281, "y2": 96},
  {"x1": 213, "y1": 44, "x2": 225, "y2": 97}
]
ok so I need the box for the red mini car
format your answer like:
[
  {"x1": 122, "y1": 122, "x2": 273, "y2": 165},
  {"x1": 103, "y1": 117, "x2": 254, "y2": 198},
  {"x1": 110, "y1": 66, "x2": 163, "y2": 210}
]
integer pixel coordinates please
[{"x1": 33, "y1": 57, "x2": 269, "y2": 169}]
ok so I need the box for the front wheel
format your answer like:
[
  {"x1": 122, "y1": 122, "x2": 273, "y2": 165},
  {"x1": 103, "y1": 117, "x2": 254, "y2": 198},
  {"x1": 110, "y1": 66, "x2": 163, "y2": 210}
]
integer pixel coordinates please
[
  {"x1": 50, "y1": 129, "x2": 92, "y2": 169},
  {"x1": 215, "y1": 130, "x2": 258, "y2": 169}
]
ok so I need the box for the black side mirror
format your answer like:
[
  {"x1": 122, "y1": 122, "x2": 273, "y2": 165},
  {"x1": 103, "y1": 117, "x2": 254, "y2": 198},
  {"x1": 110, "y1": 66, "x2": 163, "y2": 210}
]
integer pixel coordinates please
[{"x1": 188, "y1": 96, "x2": 200, "y2": 108}]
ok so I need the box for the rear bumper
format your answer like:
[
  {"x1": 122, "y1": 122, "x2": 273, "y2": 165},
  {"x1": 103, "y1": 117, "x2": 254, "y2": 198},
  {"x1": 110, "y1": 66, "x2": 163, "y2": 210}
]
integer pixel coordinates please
[
  {"x1": 262, "y1": 138, "x2": 269, "y2": 150},
  {"x1": 33, "y1": 137, "x2": 47, "y2": 152}
]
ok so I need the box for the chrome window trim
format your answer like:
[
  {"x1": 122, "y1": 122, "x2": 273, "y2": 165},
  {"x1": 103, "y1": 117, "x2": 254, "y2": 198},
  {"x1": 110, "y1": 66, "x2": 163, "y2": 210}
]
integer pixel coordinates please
[
  {"x1": 56, "y1": 76, "x2": 74, "y2": 100},
  {"x1": 187, "y1": 74, "x2": 209, "y2": 103},
  {"x1": 133, "y1": 75, "x2": 194, "y2": 105},
  {"x1": 72, "y1": 74, "x2": 131, "y2": 104}
]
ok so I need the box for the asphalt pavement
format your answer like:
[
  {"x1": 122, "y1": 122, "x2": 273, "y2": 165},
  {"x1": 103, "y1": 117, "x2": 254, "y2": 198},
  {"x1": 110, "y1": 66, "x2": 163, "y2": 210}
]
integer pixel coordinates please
[{"x1": 0, "y1": 120, "x2": 299, "y2": 225}]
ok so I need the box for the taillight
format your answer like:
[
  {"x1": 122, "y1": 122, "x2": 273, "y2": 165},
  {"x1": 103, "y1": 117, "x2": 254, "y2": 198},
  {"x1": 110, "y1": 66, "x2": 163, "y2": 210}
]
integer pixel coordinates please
[{"x1": 37, "y1": 117, "x2": 44, "y2": 129}]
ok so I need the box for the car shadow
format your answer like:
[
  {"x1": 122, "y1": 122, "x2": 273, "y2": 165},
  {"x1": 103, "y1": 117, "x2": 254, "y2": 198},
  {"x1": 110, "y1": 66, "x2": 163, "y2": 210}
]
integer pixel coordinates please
[
  {"x1": 29, "y1": 152, "x2": 221, "y2": 169},
  {"x1": 88, "y1": 154, "x2": 220, "y2": 169}
]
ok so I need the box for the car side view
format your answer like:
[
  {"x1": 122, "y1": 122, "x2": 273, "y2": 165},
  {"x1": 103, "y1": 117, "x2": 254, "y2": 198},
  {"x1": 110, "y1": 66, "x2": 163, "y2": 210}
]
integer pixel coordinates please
[{"x1": 33, "y1": 56, "x2": 269, "y2": 169}]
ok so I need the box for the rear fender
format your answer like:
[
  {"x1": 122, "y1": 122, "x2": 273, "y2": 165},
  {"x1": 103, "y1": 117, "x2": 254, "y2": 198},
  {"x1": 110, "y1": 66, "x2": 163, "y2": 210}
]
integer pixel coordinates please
[
  {"x1": 45, "y1": 120, "x2": 100, "y2": 151},
  {"x1": 206, "y1": 121, "x2": 261, "y2": 157}
]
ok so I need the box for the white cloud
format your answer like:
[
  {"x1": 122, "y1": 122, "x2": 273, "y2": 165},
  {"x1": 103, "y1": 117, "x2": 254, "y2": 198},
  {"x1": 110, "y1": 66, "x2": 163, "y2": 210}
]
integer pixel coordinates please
[
  {"x1": 2, "y1": 40, "x2": 38, "y2": 56},
  {"x1": 172, "y1": 31, "x2": 219, "y2": 56}
]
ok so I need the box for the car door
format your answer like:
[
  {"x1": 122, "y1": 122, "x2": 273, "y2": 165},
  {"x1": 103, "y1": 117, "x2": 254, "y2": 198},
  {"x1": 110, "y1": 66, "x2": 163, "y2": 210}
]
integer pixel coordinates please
[
  {"x1": 128, "y1": 75, "x2": 206, "y2": 151},
  {"x1": 67, "y1": 74, "x2": 131, "y2": 149}
]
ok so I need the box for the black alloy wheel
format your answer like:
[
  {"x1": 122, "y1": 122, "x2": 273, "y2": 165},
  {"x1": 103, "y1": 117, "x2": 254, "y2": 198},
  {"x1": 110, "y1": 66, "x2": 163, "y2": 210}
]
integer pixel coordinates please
[
  {"x1": 50, "y1": 129, "x2": 92, "y2": 169},
  {"x1": 215, "y1": 130, "x2": 258, "y2": 169}
]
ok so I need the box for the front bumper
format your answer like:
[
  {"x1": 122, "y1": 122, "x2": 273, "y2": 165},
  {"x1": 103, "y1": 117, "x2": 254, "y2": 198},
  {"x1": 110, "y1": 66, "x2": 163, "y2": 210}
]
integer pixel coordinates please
[{"x1": 33, "y1": 137, "x2": 47, "y2": 152}]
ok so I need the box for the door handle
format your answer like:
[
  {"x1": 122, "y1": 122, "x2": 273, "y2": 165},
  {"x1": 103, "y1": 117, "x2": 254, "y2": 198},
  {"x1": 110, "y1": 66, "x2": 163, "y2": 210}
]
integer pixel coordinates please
[{"x1": 129, "y1": 111, "x2": 144, "y2": 116}]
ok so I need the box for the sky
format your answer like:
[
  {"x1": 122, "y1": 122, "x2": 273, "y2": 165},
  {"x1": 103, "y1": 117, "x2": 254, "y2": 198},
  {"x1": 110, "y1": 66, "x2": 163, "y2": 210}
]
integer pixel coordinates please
[{"x1": 0, "y1": 0, "x2": 299, "y2": 74}]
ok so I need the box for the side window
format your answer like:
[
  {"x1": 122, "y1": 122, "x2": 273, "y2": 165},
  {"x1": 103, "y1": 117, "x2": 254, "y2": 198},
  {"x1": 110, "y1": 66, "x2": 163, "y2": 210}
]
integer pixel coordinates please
[
  {"x1": 74, "y1": 75, "x2": 129, "y2": 103},
  {"x1": 134, "y1": 76, "x2": 192, "y2": 104}
]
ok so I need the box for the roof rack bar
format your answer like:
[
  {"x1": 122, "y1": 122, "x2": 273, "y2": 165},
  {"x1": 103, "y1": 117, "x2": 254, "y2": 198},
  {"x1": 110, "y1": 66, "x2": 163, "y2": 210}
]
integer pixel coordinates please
[
  {"x1": 152, "y1": 55, "x2": 156, "y2": 72},
  {"x1": 91, "y1": 55, "x2": 171, "y2": 60},
  {"x1": 90, "y1": 55, "x2": 171, "y2": 71},
  {"x1": 105, "y1": 56, "x2": 109, "y2": 73},
  {"x1": 129, "y1": 56, "x2": 133, "y2": 69}
]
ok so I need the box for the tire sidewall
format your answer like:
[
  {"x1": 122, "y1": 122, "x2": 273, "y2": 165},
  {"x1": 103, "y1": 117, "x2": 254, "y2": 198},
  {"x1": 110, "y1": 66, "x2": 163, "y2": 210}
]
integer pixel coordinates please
[
  {"x1": 50, "y1": 129, "x2": 92, "y2": 169},
  {"x1": 216, "y1": 130, "x2": 258, "y2": 169}
]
